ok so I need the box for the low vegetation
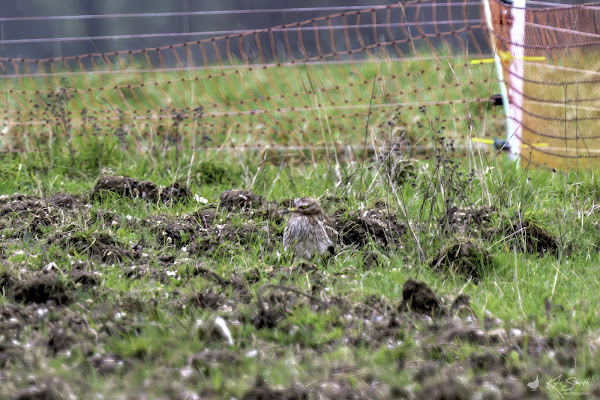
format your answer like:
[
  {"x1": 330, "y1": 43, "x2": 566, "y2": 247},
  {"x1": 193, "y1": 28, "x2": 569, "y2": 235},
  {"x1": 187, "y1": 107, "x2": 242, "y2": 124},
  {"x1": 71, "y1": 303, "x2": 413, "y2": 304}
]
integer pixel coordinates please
[{"x1": 1, "y1": 124, "x2": 600, "y2": 399}]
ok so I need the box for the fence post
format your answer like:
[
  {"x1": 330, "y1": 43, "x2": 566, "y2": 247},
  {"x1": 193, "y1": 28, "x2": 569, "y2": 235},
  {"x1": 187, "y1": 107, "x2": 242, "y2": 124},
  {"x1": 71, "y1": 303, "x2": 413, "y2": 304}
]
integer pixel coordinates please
[
  {"x1": 507, "y1": 0, "x2": 526, "y2": 161},
  {"x1": 481, "y1": 0, "x2": 513, "y2": 158}
]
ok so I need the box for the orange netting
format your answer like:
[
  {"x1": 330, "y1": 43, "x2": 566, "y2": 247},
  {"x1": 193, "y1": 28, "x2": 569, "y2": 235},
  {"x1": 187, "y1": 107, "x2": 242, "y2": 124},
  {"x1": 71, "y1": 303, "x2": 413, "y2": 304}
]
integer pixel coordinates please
[
  {"x1": 1, "y1": 0, "x2": 507, "y2": 161},
  {"x1": 491, "y1": 0, "x2": 600, "y2": 170}
]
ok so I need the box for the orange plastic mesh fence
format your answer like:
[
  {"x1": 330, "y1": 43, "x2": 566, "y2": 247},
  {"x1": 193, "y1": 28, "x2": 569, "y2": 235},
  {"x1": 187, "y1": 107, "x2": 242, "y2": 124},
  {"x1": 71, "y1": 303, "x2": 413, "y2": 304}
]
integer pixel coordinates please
[
  {"x1": 1, "y1": 1, "x2": 507, "y2": 161},
  {"x1": 491, "y1": 0, "x2": 600, "y2": 171}
]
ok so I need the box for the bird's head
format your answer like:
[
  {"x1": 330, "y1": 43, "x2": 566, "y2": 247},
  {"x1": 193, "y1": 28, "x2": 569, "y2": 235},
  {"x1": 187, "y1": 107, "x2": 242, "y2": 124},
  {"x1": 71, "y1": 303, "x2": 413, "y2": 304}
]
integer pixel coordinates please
[{"x1": 287, "y1": 197, "x2": 323, "y2": 215}]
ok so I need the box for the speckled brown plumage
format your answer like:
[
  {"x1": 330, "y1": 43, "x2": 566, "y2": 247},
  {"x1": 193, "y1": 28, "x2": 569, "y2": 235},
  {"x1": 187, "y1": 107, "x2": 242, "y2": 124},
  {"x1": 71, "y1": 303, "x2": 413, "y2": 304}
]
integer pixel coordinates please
[{"x1": 283, "y1": 197, "x2": 338, "y2": 259}]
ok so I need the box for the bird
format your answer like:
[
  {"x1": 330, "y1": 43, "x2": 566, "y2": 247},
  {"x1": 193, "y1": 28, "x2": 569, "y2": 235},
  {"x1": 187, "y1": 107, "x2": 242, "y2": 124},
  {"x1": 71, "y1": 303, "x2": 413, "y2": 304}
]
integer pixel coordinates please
[
  {"x1": 283, "y1": 197, "x2": 338, "y2": 260},
  {"x1": 526, "y1": 375, "x2": 539, "y2": 391}
]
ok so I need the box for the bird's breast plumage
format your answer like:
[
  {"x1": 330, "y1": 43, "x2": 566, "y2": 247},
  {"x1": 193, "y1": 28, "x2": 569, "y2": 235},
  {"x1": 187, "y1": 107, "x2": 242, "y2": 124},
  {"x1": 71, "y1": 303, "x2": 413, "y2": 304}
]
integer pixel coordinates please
[{"x1": 283, "y1": 213, "x2": 337, "y2": 259}]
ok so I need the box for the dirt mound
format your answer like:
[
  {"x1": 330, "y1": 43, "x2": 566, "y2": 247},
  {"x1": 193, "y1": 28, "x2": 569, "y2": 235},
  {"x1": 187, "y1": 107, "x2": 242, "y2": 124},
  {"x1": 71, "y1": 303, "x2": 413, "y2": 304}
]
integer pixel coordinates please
[
  {"x1": 187, "y1": 208, "x2": 218, "y2": 228},
  {"x1": 190, "y1": 221, "x2": 270, "y2": 257},
  {"x1": 251, "y1": 291, "x2": 289, "y2": 329},
  {"x1": 505, "y1": 218, "x2": 559, "y2": 256},
  {"x1": 14, "y1": 385, "x2": 63, "y2": 400},
  {"x1": 158, "y1": 222, "x2": 196, "y2": 246},
  {"x1": 0, "y1": 194, "x2": 82, "y2": 238},
  {"x1": 442, "y1": 205, "x2": 495, "y2": 236},
  {"x1": 250, "y1": 284, "x2": 329, "y2": 330},
  {"x1": 190, "y1": 290, "x2": 225, "y2": 310},
  {"x1": 1, "y1": 272, "x2": 72, "y2": 305},
  {"x1": 435, "y1": 319, "x2": 487, "y2": 346},
  {"x1": 48, "y1": 193, "x2": 80, "y2": 209},
  {"x1": 0, "y1": 193, "x2": 43, "y2": 207},
  {"x1": 0, "y1": 196, "x2": 46, "y2": 221},
  {"x1": 219, "y1": 189, "x2": 262, "y2": 211},
  {"x1": 159, "y1": 182, "x2": 191, "y2": 203},
  {"x1": 69, "y1": 266, "x2": 101, "y2": 287},
  {"x1": 0, "y1": 196, "x2": 55, "y2": 237},
  {"x1": 431, "y1": 239, "x2": 495, "y2": 282},
  {"x1": 92, "y1": 175, "x2": 158, "y2": 201},
  {"x1": 49, "y1": 231, "x2": 135, "y2": 263},
  {"x1": 336, "y1": 208, "x2": 405, "y2": 247},
  {"x1": 400, "y1": 278, "x2": 442, "y2": 317}
]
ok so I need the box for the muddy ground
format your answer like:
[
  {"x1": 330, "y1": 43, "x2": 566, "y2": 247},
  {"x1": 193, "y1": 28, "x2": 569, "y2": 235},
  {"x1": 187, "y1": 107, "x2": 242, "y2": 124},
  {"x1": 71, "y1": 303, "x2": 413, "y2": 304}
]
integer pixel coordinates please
[{"x1": 0, "y1": 175, "x2": 590, "y2": 399}]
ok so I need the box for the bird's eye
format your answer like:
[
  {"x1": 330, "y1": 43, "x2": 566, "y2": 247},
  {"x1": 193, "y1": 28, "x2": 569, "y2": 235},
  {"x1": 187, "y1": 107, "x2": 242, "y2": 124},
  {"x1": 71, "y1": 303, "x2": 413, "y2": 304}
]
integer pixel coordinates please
[{"x1": 300, "y1": 205, "x2": 309, "y2": 209}]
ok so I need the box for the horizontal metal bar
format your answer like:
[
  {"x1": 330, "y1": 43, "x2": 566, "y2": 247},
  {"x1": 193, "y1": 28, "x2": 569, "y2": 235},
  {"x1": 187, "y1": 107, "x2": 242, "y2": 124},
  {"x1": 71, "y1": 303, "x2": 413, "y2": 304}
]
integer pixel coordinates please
[
  {"x1": 0, "y1": 3, "x2": 480, "y2": 23},
  {"x1": 0, "y1": 19, "x2": 483, "y2": 45}
]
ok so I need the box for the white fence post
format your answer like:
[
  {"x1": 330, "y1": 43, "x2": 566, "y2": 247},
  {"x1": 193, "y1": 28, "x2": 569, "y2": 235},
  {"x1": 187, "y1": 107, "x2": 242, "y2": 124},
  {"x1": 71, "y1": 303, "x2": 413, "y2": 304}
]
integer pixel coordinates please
[
  {"x1": 482, "y1": 0, "x2": 513, "y2": 157},
  {"x1": 507, "y1": 0, "x2": 526, "y2": 161}
]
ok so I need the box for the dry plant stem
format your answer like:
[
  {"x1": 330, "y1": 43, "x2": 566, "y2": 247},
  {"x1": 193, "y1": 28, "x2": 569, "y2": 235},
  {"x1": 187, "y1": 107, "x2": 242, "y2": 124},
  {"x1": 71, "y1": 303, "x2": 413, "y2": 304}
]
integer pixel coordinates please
[
  {"x1": 385, "y1": 170, "x2": 426, "y2": 261},
  {"x1": 268, "y1": 158, "x2": 286, "y2": 197},
  {"x1": 513, "y1": 246, "x2": 526, "y2": 317},
  {"x1": 359, "y1": 76, "x2": 378, "y2": 198},
  {"x1": 305, "y1": 69, "x2": 331, "y2": 172},
  {"x1": 447, "y1": 60, "x2": 491, "y2": 205}
]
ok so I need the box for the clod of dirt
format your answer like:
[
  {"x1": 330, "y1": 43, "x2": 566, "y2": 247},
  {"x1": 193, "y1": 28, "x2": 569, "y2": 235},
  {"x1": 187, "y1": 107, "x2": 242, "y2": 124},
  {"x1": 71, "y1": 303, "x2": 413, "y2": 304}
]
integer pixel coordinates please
[
  {"x1": 443, "y1": 205, "x2": 495, "y2": 236},
  {"x1": 250, "y1": 285, "x2": 323, "y2": 329},
  {"x1": 47, "y1": 327, "x2": 75, "y2": 354},
  {"x1": 69, "y1": 268, "x2": 101, "y2": 287},
  {"x1": 506, "y1": 218, "x2": 559, "y2": 256},
  {"x1": 451, "y1": 294, "x2": 471, "y2": 311},
  {"x1": 2, "y1": 272, "x2": 72, "y2": 305},
  {"x1": 158, "y1": 222, "x2": 196, "y2": 246},
  {"x1": 251, "y1": 296, "x2": 287, "y2": 329},
  {"x1": 450, "y1": 294, "x2": 475, "y2": 319},
  {"x1": 14, "y1": 386, "x2": 62, "y2": 400},
  {"x1": 436, "y1": 319, "x2": 487, "y2": 346},
  {"x1": 190, "y1": 290, "x2": 225, "y2": 310},
  {"x1": 219, "y1": 189, "x2": 262, "y2": 211},
  {"x1": 336, "y1": 208, "x2": 405, "y2": 247},
  {"x1": 0, "y1": 196, "x2": 45, "y2": 217},
  {"x1": 92, "y1": 175, "x2": 158, "y2": 201},
  {"x1": 400, "y1": 278, "x2": 442, "y2": 317},
  {"x1": 431, "y1": 239, "x2": 494, "y2": 282},
  {"x1": 188, "y1": 208, "x2": 218, "y2": 229},
  {"x1": 159, "y1": 182, "x2": 191, "y2": 203},
  {"x1": 48, "y1": 193, "x2": 80, "y2": 209},
  {"x1": 49, "y1": 232, "x2": 133, "y2": 263},
  {"x1": 242, "y1": 376, "x2": 308, "y2": 400},
  {"x1": 470, "y1": 352, "x2": 503, "y2": 373},
  {"x1": 414, "y1": 361, "x2": 442, "y2": 383}
]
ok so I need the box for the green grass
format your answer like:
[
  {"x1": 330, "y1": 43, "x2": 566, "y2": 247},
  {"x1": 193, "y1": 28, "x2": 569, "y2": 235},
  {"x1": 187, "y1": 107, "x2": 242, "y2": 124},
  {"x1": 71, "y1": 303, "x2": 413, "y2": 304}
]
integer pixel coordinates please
[
  {"x1": 0, "y1": 49, "x2": 598, "y2": 398},
  {"x1": 1, "y1": 53, "x2": 505, "y2": 158},
  {"x1": 0, "y1": 136, "x2": 600, "y2": 398}
]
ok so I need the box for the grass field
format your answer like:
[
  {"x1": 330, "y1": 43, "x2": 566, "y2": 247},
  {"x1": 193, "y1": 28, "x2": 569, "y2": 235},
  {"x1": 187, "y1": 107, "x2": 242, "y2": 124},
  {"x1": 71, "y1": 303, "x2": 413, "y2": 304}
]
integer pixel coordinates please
[
  {"x1": 1, "y1": 120, "x2": 600, "y2": 399},
  {"x1": 0, "y1": 46, "x2": 599, "y2": 399},
  {"x1": 2, "y1": 54, "x2": 505, "y2": 157}
]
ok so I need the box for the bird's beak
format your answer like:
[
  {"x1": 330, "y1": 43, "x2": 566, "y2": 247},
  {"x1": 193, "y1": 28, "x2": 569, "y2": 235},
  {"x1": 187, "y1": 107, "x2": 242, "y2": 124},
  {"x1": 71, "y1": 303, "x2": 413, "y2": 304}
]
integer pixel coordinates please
[{"x1": 283, "y1": 207, "x2": 297, "y2": 214}]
